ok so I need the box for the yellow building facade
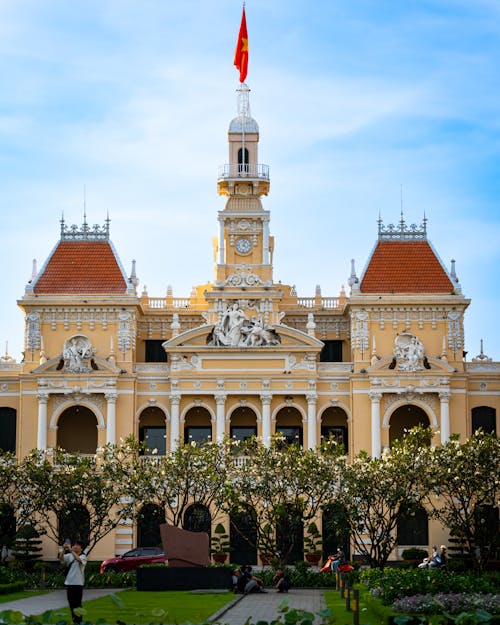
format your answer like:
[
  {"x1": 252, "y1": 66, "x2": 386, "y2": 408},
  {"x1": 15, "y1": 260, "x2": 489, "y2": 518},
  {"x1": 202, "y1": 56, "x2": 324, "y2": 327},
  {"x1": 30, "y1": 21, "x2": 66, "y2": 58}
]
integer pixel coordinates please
[{"x1": 1, "y1": 84, "x2": 498, "y2": 563}]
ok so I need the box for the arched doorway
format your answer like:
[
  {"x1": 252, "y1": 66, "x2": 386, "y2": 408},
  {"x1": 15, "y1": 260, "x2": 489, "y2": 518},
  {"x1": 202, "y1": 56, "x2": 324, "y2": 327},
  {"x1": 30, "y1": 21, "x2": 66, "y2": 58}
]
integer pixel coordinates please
[
  {"x1": 57, "y1": 406, "x2": 98, "y2": 453},
  {"x1": 230, "y1": 507, "x2": 258, "y2": 565},
  {"x1": 276, "y1": 504, "x2": 303, "y2": 564},
  {"x1": 397, "y1": 504, "x2": 429, "y2": 546},
  {"x1": 230, "y1": 406, "x2": 257, "y2": 442},
  {"x1": 139, "y1": 406, "x2": 167, "y2": 455},
  {"x1": 321, "y1": 406, "x2": 349, "y2": 451},
  {"x1": 58, "y1": 504, "x2": 90, "y2": 545},
  {"x1": 472, "y1": 406, "x2": 496, "y2": 435},
  {"x1": 184, "y1": 407, "x2": 212, "y2": 445},
  {"x1": 322, "y1": 503, "x2": 350, "y2": 560},
  {"x1": 183, "y1": 503, "x2": 211, "y2": 539},
  {"x1": 0, "y1": 407, "x2": 16, "y2": 452},
  {"x1": 389, "y1": 405, "x2": 430, "y2": 446},
  {"x1": 275, "y1": 406, "x2": 303, "y2": 447},
  {"x1": 137, "y1": 503, "x2": 165, "y2": 547},
  {"x1": 0, "y1": 504, "x2": 16, "y2": 550}
]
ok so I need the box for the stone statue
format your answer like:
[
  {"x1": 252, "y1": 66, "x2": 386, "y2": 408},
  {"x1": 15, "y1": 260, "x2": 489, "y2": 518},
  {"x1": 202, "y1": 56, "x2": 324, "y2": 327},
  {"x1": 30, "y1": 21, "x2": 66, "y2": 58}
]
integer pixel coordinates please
[
  {"x1": 394, "y1": 332, "x2": 425, "y2": 372},
  {"x1": 62, "y1": 335, "x2": 96, "y2": 373},
  {"x1": 207, "y1": 304, "x2": 281, "y2": 348}
]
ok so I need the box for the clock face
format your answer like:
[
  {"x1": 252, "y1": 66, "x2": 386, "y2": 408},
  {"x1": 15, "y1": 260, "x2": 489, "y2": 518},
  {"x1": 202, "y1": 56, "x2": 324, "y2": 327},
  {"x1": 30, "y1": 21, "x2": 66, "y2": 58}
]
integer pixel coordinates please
[{"x1": 235, "y1": 237, "x2": 252, "y2": 254}]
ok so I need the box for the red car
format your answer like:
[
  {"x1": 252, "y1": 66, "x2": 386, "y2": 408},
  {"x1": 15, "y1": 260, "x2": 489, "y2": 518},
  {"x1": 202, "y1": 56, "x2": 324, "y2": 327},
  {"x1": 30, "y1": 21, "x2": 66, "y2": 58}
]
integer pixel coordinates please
[{"x1": 100, "y1": 547, "x2": 167, "y2": 573}]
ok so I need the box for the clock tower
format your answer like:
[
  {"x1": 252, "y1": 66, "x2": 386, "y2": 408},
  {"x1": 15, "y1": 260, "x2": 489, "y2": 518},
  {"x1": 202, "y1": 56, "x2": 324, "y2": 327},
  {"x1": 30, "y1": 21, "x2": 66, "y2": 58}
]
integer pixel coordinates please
[{"x1": 215, "y1": 83, "x2": 272, "y2": 286}]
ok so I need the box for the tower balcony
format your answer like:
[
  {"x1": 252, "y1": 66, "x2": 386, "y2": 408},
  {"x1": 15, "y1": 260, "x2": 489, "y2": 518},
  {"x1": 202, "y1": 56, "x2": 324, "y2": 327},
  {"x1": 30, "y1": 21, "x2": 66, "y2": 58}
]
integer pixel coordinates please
[{"x1": 217, "y1": 163, "x2": 269, "y2": 181}]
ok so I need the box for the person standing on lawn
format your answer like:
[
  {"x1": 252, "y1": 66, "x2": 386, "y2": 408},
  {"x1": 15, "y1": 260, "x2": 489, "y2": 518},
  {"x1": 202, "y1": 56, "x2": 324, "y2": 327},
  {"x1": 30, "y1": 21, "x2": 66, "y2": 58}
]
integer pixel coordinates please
[{"x1": 60, "y1": 540, "x2": 87, "y2": 623}]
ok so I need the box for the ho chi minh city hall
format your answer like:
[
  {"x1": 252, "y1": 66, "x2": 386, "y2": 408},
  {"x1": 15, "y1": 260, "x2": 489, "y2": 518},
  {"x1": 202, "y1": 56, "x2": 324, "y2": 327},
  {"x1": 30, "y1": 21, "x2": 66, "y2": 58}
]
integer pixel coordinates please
[{"x1": 0, "y1": 74, "x2": 498, "y2": 564}]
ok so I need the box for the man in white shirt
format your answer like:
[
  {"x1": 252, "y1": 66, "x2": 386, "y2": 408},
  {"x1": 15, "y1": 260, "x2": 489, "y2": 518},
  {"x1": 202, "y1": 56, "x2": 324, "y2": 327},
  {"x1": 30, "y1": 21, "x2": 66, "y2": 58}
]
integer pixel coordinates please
[{"x1": 60, "y1": 540, "x2": 87, "y2": 623}]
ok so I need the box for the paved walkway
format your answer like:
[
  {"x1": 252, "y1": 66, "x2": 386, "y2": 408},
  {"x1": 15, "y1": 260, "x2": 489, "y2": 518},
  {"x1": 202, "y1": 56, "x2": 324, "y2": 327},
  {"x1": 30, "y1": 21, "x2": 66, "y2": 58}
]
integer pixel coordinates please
[
  {"x1": 0, "y1": 588, "x2": 326, "y2": 624},
  {"x1": 209, "y1": 588, "x2": 326, "y2": 624},
  {"x1": 0, "y1": 589, "x2": 118, "y2": 614}
]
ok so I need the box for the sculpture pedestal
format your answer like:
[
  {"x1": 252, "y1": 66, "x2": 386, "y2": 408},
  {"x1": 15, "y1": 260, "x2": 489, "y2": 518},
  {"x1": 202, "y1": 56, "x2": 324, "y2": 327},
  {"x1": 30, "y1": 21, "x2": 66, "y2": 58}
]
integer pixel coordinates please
[{"x1": 137, "y1": 566, "x2": 232, "y2": 591}]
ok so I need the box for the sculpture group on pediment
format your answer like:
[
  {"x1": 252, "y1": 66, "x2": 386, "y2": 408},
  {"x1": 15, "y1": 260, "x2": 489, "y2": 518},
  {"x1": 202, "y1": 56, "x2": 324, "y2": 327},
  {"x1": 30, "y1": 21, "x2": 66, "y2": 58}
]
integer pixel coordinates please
[
  {"x1": 207, "y1": 303, "x2": 280, "y2": 348},
  {"x1": 62, "y1": 335, "x2": 96, "y2": 373},
  {"x1": 394, "y1": 332, "x2": 425, "y2": 372}
]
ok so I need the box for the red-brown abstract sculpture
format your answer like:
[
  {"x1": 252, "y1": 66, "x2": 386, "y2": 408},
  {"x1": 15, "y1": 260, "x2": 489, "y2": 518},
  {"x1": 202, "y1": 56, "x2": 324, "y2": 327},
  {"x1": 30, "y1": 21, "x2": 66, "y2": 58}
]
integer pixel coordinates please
[{"x1": 160, "y1": 523, "x2": 211, "y2": 567}]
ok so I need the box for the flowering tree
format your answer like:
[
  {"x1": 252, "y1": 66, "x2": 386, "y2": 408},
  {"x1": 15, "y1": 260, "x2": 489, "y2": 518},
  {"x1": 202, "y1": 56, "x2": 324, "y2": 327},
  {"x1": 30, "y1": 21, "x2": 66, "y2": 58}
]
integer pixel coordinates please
[
  {"x1": 0, "y1": 452, "x2": 19, "y2": 547},
  {"x1": 337, "y1": 428, "x2": 431, "y2": 568},
  {"x1": 421, "y1": 430, "x2": 500, "y2": 570},
  {"x1": 130, "y1": 441, "x2": 230, "y2": 529},
  {"x1": 223, "y1": 437, "x2": 343, "y2": 565},
  {"x1": 18, "y1": 445, "x2": 137, "y2": 554}
]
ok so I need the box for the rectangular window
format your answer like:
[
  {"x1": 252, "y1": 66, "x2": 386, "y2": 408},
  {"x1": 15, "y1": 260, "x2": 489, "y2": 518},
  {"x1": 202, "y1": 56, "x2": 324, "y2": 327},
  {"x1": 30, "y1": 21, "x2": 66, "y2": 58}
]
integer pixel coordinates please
[
  {"x1": 139, "y1": 426, "x2": 166, "y2": 455},
  {"x1": 231, "y1": 426, "x2": 257, "y2": 442},
  {"x1": 145, "y1": 340, "x2": 168, "y2": 363},
  {"x1": 320, "y1": 340, "x2": 343, "y2": 362},
  {"x1": 184, "y1": 426, "x2": 212, "y2": 446}
]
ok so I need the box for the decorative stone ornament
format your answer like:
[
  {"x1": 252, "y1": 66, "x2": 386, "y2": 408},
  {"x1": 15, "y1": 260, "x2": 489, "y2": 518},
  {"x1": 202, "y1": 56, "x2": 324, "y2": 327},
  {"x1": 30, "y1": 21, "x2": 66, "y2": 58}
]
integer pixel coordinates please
[
  {"x1": 62, "y1": 335, "x2": 96, "y2": 373},
  {"x1": 394, "y1": 332, "x2": 425, "y2": 372},
  {"x1": 207, "y1": 303, "x2": 280, "y2": 347}
]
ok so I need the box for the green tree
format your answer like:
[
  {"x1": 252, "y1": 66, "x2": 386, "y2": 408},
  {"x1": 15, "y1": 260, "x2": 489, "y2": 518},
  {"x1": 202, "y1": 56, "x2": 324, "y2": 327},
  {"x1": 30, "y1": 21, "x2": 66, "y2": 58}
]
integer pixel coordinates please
[
  {"x1": 130, "y1": 440, "x2": 229, "y2": 529},
  {"x1": 422, "y1": 430, "x2": 500, "y2": 570},
  {"x1": 18, "y1": 444, "x2": 137, "y2": 554},
  {"x1": 223, "y1": 436, "x2": 343, "y2": 565},
  {"x1": 337, "y1": 427, "x2": 431, "y2": 568}
]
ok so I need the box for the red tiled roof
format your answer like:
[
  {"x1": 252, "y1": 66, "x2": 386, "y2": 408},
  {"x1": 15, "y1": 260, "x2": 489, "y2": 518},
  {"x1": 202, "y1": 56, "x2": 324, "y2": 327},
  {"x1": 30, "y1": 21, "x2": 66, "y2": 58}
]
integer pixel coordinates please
[
  {"x1": 33, "y1": 241, "x2": 128, "y2": 294},
  {"x1": 360, "y1": 240, "x2": 453, "y2": 294}
]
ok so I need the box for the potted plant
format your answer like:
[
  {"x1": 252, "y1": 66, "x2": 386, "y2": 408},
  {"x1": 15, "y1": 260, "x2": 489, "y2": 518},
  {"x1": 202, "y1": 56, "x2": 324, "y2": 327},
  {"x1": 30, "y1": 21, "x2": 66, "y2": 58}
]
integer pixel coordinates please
[
  {"x1": 304, "y1": 521, "x2": 322, "y2": 565},
  {"x1": 210, "y1": 523, "x2": 230, "y2": 564}
]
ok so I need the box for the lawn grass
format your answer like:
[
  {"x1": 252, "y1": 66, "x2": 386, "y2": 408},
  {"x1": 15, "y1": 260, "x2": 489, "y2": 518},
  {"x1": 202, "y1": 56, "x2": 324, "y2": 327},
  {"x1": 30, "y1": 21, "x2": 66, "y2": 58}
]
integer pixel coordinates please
[
  {"x1": 324, "y1": 586, "x2": 389, "y2": 625},
  {"x1": 0, "y1": 590, "x2": 48, "y2": 604},
  {"x1": 41, "y1": 589, "x2": 233, "y2": 624}
]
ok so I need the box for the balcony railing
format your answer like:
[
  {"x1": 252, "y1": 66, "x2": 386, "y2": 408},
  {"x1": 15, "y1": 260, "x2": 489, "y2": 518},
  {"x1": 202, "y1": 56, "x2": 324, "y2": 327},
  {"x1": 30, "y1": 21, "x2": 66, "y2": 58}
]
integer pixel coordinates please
[
  {"x1": 218, "y1": 163, "x2": 269, "y2": 180},
  {"x1": 296, "y1": 297, "x2": 340, "y2": 309}
]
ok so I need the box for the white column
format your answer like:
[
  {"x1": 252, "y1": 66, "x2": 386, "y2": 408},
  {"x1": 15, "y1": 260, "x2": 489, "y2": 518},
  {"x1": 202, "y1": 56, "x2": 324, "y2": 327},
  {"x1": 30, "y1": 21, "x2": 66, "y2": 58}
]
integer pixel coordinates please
[
  {"x1": 37, "y1": 393, "x2": 48, "y2": 451},
  {"x1": 105, "y1": 392, "x2": 117, "y2": 445},
  {"x1": 215, "y1": 394, "x2": 227, "y2": 443},
  {"x1": 260, "y1": 394, "x2": 272, "y2": 447},
  {"x1": 369, "y1": 391, "x2": 382, "y2": 458},
  {"x1": 263, "y1": 218, "x2": 270, "y2": 264},
  {"x1": 439, "y1": 391, "x2": 451, "y2": 444},
  {"x1": 218, "y1": 218, "x2": 225, "y2": 265},
  {"x1": 170, "y1": 395, "x2": 181, "y2": 451},
  {"x1": 306, "y1": 393, "x2": 318, "y2": 449}
]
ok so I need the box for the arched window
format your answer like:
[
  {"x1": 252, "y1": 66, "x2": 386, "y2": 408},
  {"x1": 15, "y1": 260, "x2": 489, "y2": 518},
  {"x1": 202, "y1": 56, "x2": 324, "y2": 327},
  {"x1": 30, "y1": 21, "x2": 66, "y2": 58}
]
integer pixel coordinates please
[
  {"x1": 0, "y1": 408, "x2": 16, "y2": 452},
  {"x1": 238, "y1": 147, "x2": 249, "y2": 173},
  {"x1": 57, "y1": 406, "x2": 98, "y2": 453},
  {"x1": 184, "y1": 407, "x2": 212, "y2": 445},
  {"x1": 397, "y1": 504, "x2": 428, "y2": 546},
  {"x1": 183, "y1": 504, "x2": 211, "y2": 537},
  {"x1": 230, "y1": 406, "x2": 257, "y2": 442},
  {"x1": 275, "y1": 407, "x2": 303, "y2": 447},
  {"x1": 389, "y1": 405, "x2": 430, "y2": 446},
  {"x1": 472, "y1": 406, "x2": 496, "y2": 435},
  {"x1": 58, "y1": 504, "x2": 90, "y2": 545},
  {"x1": 137, "y1": 503, "x2": 165, "y2": 548},
  {"x1": 139, "y1": 406, "x2": 167, "y2": 455},
  {"x1": 321, "y1": 406, "x2": 349, "y2": 452}
]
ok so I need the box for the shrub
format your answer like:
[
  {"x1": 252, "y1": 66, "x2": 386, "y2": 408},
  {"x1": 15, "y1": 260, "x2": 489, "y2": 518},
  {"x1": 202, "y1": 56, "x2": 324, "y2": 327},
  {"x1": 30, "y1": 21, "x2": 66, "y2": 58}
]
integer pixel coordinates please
[
  {"x1": 401, "y1": 548, "x2": 428, "y2": 561},
  {"x1": 391, "y1": 593, "x2": 500, "y2": 615},
  {"x1": 0, "y1": 581, "x2": 25, "y2": 595},
  {"x1": 360, "y1": 568, "x2": 500, "y2": 605}
]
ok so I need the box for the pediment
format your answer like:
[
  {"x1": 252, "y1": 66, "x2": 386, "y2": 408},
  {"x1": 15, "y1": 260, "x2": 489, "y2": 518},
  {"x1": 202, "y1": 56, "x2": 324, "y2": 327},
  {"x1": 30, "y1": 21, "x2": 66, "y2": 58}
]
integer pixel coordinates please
[
  {"x1": 367, "y1": 355, "x2": 455, "y2": 374},
  {"x1": 163, "y1": 323, "x2": 324, "y2": 352},
  {"x1": 30, "y1": 355, "x2": 121, "y2": 375}
]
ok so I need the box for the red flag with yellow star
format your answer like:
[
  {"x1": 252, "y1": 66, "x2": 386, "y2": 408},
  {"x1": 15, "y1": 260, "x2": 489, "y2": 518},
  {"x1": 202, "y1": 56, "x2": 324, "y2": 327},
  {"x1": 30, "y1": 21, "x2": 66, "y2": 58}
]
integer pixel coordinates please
[{"x1": 234, "y1": 7, "x2": 248, "y2": 83}]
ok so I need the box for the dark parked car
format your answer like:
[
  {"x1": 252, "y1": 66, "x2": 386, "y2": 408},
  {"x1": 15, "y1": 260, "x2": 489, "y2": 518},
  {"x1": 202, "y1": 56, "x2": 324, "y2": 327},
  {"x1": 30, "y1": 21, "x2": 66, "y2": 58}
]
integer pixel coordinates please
[{"x1": 100, "y1": 547, "x2": 167, "y2": 573}]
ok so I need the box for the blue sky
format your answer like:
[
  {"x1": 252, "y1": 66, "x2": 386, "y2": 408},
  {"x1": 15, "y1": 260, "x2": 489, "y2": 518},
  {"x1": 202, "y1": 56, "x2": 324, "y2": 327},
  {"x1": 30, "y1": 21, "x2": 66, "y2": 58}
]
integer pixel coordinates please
[{"x1": 0, "y1": 0, "x2": 499, "y2": 361}]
